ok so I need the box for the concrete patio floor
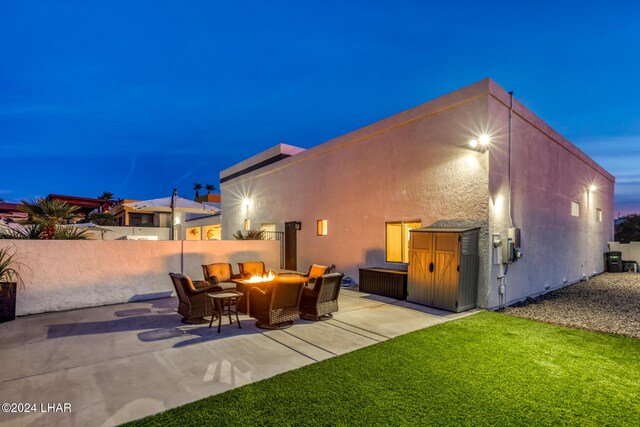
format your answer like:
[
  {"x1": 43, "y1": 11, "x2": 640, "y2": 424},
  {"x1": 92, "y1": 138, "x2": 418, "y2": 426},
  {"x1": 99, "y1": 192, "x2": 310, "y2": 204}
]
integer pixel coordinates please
[{"x1": 0, "y1": 289, "x2": 478, "y2": 427}]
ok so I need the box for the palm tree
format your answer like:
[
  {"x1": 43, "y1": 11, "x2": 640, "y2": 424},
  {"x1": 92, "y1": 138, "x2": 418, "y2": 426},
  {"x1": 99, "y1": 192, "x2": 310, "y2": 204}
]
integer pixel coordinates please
[
  {"x1": 97, "y1": 191, "x2": 118, "y2": 212},
  {"x1": 97, "y1": 191, "x2": 117, "y2": 204},
  {"x1": 205, "y1": 183, "x2": 216, "y2": 194},
  {"x1": 19, "y1": 198, "x2": 81, "y2": 240},
  {"x1": 193, "y1": 183, "x2": 203, "y2": 198}
]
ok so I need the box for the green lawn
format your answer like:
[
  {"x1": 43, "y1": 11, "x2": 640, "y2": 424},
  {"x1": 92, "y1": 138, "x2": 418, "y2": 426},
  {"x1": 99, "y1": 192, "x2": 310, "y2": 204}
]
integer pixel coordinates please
[{"x1": 126, "y1": 312, "x2": 640, "y2": 426}]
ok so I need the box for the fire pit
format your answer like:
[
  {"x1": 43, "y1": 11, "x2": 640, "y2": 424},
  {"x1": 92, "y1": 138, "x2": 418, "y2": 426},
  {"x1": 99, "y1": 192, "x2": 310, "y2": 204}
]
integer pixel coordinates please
[
  {"x1": 233, "y1": 272, "x2": 277, "y2": 314},
  {"x1": 244, "y1": 270, "x2": 277, "y2": 283}
]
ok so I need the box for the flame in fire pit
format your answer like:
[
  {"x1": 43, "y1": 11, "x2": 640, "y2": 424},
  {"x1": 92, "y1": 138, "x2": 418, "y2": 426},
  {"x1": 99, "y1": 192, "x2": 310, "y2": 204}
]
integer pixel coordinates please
[{"x1": 245, "y1": 270, "x2": 276, "y2": 283}]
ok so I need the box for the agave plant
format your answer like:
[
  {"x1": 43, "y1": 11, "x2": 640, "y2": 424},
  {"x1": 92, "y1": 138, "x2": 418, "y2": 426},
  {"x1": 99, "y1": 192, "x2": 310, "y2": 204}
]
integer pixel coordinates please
[
  {"x1": 233, "y1": 229, "x2": 265, "y2": 240},
  {"x1": 19, "y1": 198, "x2": 81, "y2": 240},
  {"x1": 0, "y1": 223, "x2": 88, "y2": 240},
  {"x1": 53, "y1": 226, "x2": 90, "y2": 240},
  {"x1": 0, "y1": 224, "x2": 44, "y2": 239},
  {"x1": 87, "y1": 212, "x2": 117, "y2": 226}
]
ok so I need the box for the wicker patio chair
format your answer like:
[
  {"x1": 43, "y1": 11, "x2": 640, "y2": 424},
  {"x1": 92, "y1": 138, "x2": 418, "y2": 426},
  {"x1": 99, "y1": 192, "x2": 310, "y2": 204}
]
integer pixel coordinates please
[
  {"x1": 238, "y1": 261, "x2": 267, "y2": 279},
  {"x1": 169, "y1": 273, "x2": 219, "y2": 324},
  {"x1": 280, "y1": 263, "x2": 335, "y2": 286},
  {"x1": 249, "y1": 279, "x2": 305, "y2": 329},
  {"x1": 202, "y1": 263, "x2": 241, "y2": 291},
  {"x1": 300, "y1": 272, "x2": 344, "y2": 320}
]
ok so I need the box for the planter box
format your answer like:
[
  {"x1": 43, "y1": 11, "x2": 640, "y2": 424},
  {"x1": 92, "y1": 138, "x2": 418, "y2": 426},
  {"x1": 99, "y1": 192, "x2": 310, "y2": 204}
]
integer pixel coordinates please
[{"x1": 0, "y1": 282, "x2": 17, "y2": 323}]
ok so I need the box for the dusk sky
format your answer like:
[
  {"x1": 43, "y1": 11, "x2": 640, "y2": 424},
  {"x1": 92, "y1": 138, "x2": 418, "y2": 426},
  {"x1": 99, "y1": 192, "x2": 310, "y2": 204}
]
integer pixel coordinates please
[{"x1": 1, "y1": 1, "x2": 639, "y2": 215}]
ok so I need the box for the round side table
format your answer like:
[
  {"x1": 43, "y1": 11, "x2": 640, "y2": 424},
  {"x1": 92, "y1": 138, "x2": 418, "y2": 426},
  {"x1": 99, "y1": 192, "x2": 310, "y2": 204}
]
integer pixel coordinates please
[{"x1": 208, "y1": 291, "x2": 243, "y2": 333}]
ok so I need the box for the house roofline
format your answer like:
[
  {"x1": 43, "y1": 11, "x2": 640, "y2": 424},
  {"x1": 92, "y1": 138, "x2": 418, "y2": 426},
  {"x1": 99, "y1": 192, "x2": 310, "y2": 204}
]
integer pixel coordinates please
[{"x1": 221, "y1": 78, "x2": 614, "y2": 185}]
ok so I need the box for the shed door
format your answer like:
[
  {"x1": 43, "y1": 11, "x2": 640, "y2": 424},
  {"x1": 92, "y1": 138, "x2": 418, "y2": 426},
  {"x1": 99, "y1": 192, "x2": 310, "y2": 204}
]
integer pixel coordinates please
[
  {"x1": 407, "y1": 233, "x2": 433, "y2": 305},
  {"x1": 432, "y1": 232, "x2": 460, "y2": 310}
]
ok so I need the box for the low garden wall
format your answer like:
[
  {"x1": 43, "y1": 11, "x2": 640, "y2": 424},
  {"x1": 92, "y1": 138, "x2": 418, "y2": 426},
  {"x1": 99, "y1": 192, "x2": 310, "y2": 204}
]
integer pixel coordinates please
[
  {"x1": 608, "y1": 241, "x2": 640, "y2": 263},
  {"x1": 1, "y1": 240, "x2": 279, "y2": 316}
]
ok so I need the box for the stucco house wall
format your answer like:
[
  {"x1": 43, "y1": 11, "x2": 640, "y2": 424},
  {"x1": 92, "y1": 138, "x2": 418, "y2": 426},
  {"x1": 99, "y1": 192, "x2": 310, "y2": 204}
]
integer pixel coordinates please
[
  {"x1": 220, "y1": 78, "x2": 614, "y2": 309},
  {"x1": 222, "y1": 80, "x2": 493, "y2": 299},
  {"x1": 486, "y1": 82, "x2": 614, "y2": 308}
]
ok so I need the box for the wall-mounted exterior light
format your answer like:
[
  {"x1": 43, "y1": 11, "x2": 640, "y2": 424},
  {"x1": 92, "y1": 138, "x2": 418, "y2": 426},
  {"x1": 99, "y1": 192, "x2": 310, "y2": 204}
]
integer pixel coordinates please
[
  {"x1": 244, "y1": 218, "x2": 250, "y2": 231},
  {"x1": 242, "y1": 198, "x2": 251, "y2": 216},
  {"x1": 588, "y1": 184, "x2": 597, "y2": 193},
  {"x1": 317, "y1": 219, "x2": 328, "y2": 236},
  {"x1": 294, "y1": 221, "x2": 302, "y2": 231},
  {"x1": 468, "y1": 134, "x2": 490, "y2": 152}
]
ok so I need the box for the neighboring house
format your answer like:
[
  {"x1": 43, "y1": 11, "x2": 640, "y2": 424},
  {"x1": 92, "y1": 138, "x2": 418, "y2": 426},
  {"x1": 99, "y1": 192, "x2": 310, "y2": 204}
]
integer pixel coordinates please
[
  {"x1": 186, "y1": 194, "x2": 222, "y2": 240},
  {"x1": 220, "y1": 78, "x2": 614, "y2": 309},
  {"x1": 0, "y1": 202, "x2": 27, "y2": 223},
  {"x1": 110, "y1": 200, "x2": 172, "y2": 227},
  {"x1": 47, "y1": 194, "x2": 109, "y2": 220},
  {"x1": 109, "y1": 195, "x2": 222, "y2": 240}
]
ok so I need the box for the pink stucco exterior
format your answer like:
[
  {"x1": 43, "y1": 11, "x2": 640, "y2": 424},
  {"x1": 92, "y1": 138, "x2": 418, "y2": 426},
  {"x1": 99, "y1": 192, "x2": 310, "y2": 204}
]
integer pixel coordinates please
[
  {"x1": 486, "y1": 81, "x2": 614, "y2": 307},
  {"x1": 221, "y1": 78, "x2": 614, "y2": 308}
]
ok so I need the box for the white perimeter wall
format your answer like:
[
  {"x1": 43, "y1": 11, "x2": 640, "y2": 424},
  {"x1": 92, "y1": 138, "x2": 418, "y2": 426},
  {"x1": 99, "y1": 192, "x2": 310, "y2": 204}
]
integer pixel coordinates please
[
  {"x1": 222, "y1": 80, "x2": 491, "y2": 300},
  {"x1": 84, "y1": 226, "x2": 171, "y2": 240},
  {"x1": 487, "y1": 81, "x2": 615, "y2": 308},
  {"x1": 2, "y1": 240, "x2": 279, "y2": 316},
  {"x1": 608, "y1": 242, "x2": 640, "y2": 262}
]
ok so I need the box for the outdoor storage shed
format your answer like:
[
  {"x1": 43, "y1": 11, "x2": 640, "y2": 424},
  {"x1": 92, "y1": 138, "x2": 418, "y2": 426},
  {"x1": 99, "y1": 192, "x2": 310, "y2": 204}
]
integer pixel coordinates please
[{"x1": 407, "y1": 227, "x2": 480, "y2": 312}]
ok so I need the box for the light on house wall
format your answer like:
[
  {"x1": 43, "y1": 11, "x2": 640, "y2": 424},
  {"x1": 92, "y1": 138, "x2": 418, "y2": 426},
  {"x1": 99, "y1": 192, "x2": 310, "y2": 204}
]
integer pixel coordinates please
[
  {"x1": 588, "y1": 184, "x2": 597, "y2": 193},
  {"x1": 242, "y1": 198, "x2": 251, "y2": 215},
  {"x1": 244, "y1": 218, "x2": 250, "y2": 231},
  {"x1": 317, "y1": 219, "x2": 328, "y2": 236},
  {"x1": 468, "y1": 134, "x2": 490, "y2": 152}
]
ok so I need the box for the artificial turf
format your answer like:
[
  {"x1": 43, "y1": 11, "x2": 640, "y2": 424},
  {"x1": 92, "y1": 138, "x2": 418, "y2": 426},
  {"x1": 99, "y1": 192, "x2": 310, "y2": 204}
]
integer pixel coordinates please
[{"x1": 125, "y1": 312, "x2": 640, "y2": 426}]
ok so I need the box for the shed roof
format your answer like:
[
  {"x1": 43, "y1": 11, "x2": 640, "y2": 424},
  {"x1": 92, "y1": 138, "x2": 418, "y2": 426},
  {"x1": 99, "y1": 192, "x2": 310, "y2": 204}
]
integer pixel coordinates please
[{"x1": 410, "y1": 227, "x2": 480, "y2": 233}]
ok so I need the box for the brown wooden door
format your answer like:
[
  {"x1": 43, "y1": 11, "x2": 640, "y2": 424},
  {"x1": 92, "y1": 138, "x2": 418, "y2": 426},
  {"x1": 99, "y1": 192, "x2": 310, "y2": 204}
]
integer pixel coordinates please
[
  {"x1": 407, "y1": 232, "x2": 433, "y2": 305},
  {"x1": 431, "y1": 232, "x2": 460, "y2": 310},
  {"x1": 284, "y1": 221, "x2": 298, "y2": 271}
]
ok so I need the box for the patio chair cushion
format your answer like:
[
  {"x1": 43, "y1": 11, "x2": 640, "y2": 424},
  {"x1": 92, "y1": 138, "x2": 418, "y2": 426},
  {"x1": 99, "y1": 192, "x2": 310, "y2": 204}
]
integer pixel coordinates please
[
  {"x1": 238, "y1": 261, "x2": 266, "y2": 278},
  {"x1": 202, "y1": 263, "x2": 238, "y2": 283},
  {"x1": 308, "y1": 264, "x2": 329, "y2": 280}
]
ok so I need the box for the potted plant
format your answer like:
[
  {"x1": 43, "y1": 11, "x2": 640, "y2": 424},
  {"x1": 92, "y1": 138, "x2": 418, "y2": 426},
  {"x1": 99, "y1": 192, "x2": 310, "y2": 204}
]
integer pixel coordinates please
[{"x1": 0, "y1": 245, "x2": 25, "y2": 323}]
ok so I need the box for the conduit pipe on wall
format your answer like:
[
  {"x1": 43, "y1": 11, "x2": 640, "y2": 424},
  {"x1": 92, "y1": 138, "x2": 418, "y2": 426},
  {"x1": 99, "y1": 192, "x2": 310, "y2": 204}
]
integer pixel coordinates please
[
  {"x1": 498, "y1": 91, "x2": 516, "y2": 310},
  {"x1": 508, "y1": 91, "x2": 515, "y2": 229}
]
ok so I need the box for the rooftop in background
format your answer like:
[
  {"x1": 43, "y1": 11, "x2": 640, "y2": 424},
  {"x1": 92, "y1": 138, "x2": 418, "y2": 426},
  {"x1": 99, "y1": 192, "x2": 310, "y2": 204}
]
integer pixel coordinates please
[
  {"x1": 48, "y1": 194, "x2": 110, "y2": 218},
  {"x1": 0, "y1": 202, "x2": 27, "y2": 223},
  {"x1": 220, "y1": 144, "x2": 306, "y2": 183},
  {"x1": 195, "y1": 194, "x2": 221, "y2": 204}
]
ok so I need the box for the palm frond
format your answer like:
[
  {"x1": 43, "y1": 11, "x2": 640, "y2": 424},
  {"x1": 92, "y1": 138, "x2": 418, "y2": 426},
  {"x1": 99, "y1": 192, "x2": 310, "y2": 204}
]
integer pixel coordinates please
[{"x1": 0, "y1": 245, "x2": 25, "y2": 291}]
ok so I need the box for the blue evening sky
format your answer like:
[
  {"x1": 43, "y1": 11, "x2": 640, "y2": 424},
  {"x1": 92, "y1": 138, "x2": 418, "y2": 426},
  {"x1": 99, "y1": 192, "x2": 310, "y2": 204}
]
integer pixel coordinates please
[{"x1": 1, "y1": 1, "x2": 639, "y2": 214}]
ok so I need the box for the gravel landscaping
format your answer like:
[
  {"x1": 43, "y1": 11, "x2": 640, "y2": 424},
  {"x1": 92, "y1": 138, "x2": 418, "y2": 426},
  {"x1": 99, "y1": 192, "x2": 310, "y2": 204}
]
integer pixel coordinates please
[{"x1": 506, "y1": 272, "x2": 640, "y2": 339}]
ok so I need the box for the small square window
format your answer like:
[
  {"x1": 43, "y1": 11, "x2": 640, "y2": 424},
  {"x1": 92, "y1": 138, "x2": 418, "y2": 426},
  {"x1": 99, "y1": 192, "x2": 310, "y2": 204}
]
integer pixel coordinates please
[
  {"x1": 596, "y1": 209, "x2": 602, "y2": 222},
  {"x1": 571, "y1": 201, "x2": 580, "y2": 217}
]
